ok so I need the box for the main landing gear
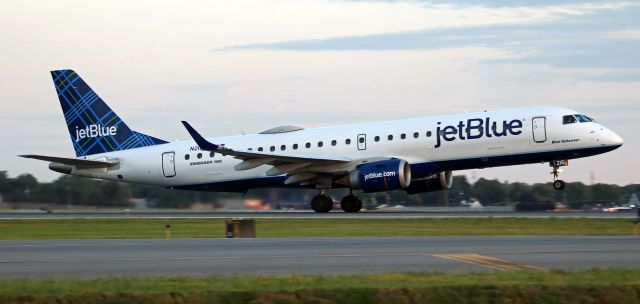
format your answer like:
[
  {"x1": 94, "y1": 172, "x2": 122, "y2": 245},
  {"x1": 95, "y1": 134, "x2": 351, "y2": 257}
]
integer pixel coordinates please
[
  {"x1": 551, "y1": 160, "x2": 567, "y2": 190},
  {"x1": 340, "y1": 193, "x2": 363, "y2": 213},
  {"x1": 310, "y1": 191, "x2": 363, "y2": 213},
  {"x1": 310, "y1": 192, "x2": 333, "y2": 213}
]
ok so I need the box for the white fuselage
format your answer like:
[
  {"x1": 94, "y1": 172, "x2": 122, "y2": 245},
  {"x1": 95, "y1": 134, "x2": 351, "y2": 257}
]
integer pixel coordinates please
[{"x1": 70, "y1": 107, "x2": 623, "y2": 191}]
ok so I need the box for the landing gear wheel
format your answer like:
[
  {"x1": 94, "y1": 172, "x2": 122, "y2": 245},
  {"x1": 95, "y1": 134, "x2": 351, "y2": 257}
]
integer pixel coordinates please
[
  {"x1": 311, "y1": 194, "x2": 333, "y2": 213},
  {"x1": 550, "y1": 162, "x2": 566, "y2": 191},
  {"x1": 355, "y1": 198, "x2": 363, "y2": 211},
  {"x1": 340, "y1": 194, "x2": 362, "y2": 213}
]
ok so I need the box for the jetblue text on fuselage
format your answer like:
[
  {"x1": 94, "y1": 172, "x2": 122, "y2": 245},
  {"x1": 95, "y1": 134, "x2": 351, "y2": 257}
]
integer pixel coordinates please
[
  {"x1": 435, "y1": 117, "x2": 523, "y2": 148},
  {"x1": 75, "y1": 124, "x2": 118, "y2": 142}
]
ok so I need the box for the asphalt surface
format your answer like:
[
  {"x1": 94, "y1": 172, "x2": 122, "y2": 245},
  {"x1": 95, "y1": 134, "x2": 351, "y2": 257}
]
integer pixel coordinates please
[
  {"x1": 1, "y1": 236, "x2": 638, "y2": 278},
  {"x1": 1, "y1": 210, "x2": 636, "y2": 219}
]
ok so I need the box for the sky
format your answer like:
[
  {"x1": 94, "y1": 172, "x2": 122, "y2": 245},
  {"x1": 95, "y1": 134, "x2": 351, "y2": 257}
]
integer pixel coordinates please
[{"x1": 0, "y1": 0, "x2": 638, "y2": 185}]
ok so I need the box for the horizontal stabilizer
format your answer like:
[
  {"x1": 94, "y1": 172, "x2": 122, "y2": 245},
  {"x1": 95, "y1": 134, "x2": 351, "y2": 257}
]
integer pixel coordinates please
[{"x1": 19, "y1": 154, "x2": 119, "y2": 168}]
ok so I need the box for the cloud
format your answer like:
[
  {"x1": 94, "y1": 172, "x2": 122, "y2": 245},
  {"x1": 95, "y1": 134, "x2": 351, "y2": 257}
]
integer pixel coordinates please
[
  {"x1": 603, "y1": 28, "x2": 640, "y2": 39},
  {"x1": 223, "y1": 2, "x2": 632, "y2": 50},
  {"x1": 347, "y1": 0, "x2": 618, "y2": 7},
  {"x1": 222, "y1": 2, "x2": 640, "y2": 80}
]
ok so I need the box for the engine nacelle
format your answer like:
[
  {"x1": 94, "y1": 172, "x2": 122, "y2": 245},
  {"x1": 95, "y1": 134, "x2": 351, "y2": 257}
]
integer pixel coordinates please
[
  {"x1": 404, "y1": 171, "x2": 453, "y2": 194},
  {"x1": 348, "y1": 159, "x2": 411, "y2": 193},
  {"x1": 49, "y1": 163, "x2": 72, "y2": 175}
]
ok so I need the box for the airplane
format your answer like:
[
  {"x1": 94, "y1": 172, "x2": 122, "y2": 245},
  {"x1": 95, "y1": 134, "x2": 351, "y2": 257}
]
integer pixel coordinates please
[{"x1": 20, "y1": 70, "x2": 624, "y2": 213}]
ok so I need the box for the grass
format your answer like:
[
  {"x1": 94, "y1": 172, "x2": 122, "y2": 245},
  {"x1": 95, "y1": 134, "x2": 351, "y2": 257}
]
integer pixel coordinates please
[
  {"x1": 0, "y1": 269, "x2": 639, "y2": 303},
  {"x1": 0, "y1": 218, "x2": 636, "y2": 239},
  {"x1": 1, "y1": 219, "x2": 638, "y2": 303}
]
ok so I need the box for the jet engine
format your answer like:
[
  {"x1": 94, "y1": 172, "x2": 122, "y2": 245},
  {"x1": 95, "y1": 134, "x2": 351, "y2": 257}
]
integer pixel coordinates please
[
  {"x1": 404, "y1": 170, "x2": 453, "y2": 194},
  {"x1": 347, "y1": 159, "x2": 411, "y2": 192}
]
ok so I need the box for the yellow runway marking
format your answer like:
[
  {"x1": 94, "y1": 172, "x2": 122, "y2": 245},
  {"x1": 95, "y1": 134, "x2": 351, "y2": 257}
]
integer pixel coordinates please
[{"x1": 432, "y1": 253, "x2": 545, "y2": 271}]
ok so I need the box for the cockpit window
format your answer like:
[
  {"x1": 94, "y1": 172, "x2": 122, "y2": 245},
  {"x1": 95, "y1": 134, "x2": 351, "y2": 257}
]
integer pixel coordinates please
[
  {"x1": 574, "y1": 114, "x2": 594, "y2": 123},
  {"x1": 563, "y1": 115, "x2": 577, "y2": 124}
]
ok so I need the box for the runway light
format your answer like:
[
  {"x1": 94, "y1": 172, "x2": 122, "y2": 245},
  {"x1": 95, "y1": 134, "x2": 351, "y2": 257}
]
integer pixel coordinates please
[{"x1": 165, "y1": 224, "x2": 172, "y2": 239}]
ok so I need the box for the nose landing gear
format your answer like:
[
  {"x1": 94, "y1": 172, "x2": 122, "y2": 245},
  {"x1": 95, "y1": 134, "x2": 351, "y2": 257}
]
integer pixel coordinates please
[
  {"x1": 550, "y1": 160, "x2": 567, "y2": 190},
  {"x1": 552, "y1": 178, "x2": 565, "y2": 191}
]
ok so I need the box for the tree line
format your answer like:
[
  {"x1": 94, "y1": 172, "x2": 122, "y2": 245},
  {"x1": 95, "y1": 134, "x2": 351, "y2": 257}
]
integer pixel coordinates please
[{"x1": 0, "y1": 171, "x2": 637, "y2": 209}]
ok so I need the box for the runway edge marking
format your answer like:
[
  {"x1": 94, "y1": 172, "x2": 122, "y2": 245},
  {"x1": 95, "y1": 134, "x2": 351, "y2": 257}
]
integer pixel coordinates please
[{"x1": 432, "y1": 253, "x2": 546, "y2": 271}]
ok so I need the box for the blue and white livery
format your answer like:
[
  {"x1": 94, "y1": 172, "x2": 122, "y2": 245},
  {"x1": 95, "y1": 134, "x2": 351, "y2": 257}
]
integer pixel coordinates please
[{"x1": 21, "y1": 70, "x2": 624, "y2": 212}]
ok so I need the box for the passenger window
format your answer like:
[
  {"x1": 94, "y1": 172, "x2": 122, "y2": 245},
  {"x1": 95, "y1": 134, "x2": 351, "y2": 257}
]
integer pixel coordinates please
[
  {"x1": 197, "y1": 153, "x2": 202, "y2": 159},
  {"x1": 358, "y1": 137, "x2": 365, "y2": 143},
  {"x1": 270, "y1": 146, "x2": 275, "y2": 152},
  {"x1": 400, "y1": 133, "x2": 406, "y2": 139},
  {"x1": 345, "y1": 138, "x2": 351, "y2": 145},
  {"x1": 305, "y1": 142, "x2": 311, "y2": 148},
  {"x1": 185, "y1": 154, "x2": 190, "y2": 160},
  {"x1": 258, "y1": 147, "x2": 263, "y2": 152},
  {"x1": 318, "y1": 141, "x2": 323, "y2": 147},
  {"x1": 248, "y1": 148, "x2": 253, "y2": 151},
  {"x1": 293, "y1": 143, "x2": 299, "y2": 150},
  {"x1": 563, "y1": 115, "x2": 577, "y2": 124},
  {"x1": 210, "y1": 151, "x2": 215, "y2": 157},
  {"x1": 331, "y1": 140, "x2": 337, "y2": 146},
  {"x1": 374, "y1": 136, "x2": 380, "y2": 142},
  {"x1": 281, "y1": 145, "x2": 286, "y2": 151},
  {"x1": 388, "y1": 135, "x2": 393, "y2": 141},
  {"x1": 426, "y1": 131, "x2": 432, "y2": 137},
  {"x1": 413, "y1": 132, "x2": 419, "y2": 138}
]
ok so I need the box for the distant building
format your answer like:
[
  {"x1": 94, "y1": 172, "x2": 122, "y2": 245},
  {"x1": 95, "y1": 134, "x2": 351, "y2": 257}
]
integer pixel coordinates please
[
  {"x1": 628, "y1": 193, "x2": 639, "y2": 208},
  {"x1": 131, "y1": 198, "x2": 148, "y2": 209}
]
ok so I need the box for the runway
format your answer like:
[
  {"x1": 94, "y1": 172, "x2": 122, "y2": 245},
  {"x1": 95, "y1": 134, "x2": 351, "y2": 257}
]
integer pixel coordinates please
[
  {"x1": 1, "y1": 236, "x2": 638, "y2": 278},
  {"x1": 1, "y1": 210, "x2": 635, "y2": 219}
]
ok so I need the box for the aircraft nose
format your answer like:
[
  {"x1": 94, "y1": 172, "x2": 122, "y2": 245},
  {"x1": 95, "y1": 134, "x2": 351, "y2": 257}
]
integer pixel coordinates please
[
  {"x1": 610, "y1": 132, "x2": 624, "y2": 146},
  {"x1": 604, "y1": 130, "x2": 624, "y2": 147}
]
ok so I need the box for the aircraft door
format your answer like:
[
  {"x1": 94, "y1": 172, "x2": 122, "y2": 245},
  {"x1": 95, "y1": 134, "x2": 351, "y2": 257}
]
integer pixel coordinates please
[
  {"x1": 162, "y1": 152, "x2": 176, "y2": 177},
  {"x1": 532, "y1": 117, "x2": 547, "y2": 143},
  {"x1": 357, "y1": 134, "x2": 366, "y2": 150}
]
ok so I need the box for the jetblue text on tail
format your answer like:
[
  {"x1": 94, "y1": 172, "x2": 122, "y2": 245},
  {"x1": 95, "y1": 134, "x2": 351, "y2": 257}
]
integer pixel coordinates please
[{"x1": 75, "y1": 124, "x2": 118, "y2": 142}]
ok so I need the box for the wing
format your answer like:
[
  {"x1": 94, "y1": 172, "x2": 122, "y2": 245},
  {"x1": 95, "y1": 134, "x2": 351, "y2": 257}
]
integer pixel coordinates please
[
  {"x1": 182, "y1": 121, "x2": 364, "y2": 187},
  {"x1": 19, "y1": 154, "x2": 119, "y2": 168}
]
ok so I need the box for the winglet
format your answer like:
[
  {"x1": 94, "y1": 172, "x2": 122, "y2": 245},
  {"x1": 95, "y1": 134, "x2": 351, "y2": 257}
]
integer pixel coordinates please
[{"x1": 181, "y1": 121, "x2": 219, "y2": 151}]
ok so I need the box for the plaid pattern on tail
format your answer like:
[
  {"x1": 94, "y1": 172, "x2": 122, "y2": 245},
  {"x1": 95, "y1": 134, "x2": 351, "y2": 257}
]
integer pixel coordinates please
[{"x1": 51, "y1": 70, "x2": 167, "y2": 157}]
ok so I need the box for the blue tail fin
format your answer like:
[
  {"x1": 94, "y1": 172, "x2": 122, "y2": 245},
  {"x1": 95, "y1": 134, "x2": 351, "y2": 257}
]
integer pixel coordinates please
[{"x1": 51, "y1": 69, "x2": 167, "y2": 157}]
